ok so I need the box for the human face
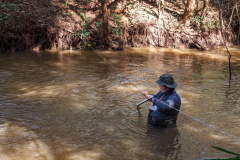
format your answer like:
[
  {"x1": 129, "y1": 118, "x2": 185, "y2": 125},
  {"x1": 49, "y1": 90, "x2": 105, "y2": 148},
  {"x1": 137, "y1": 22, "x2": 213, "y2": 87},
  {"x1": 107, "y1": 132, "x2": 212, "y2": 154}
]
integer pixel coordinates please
[{"x1": 159, "y1": 85, "x2": 168, "y2": 93}]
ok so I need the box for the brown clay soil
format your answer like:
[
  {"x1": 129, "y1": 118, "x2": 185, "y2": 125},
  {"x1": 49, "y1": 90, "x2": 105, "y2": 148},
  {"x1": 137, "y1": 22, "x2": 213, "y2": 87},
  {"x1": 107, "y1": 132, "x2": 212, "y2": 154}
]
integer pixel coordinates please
[{"x1": 0, "y1": 0, "x2": 238, "y2": 53}]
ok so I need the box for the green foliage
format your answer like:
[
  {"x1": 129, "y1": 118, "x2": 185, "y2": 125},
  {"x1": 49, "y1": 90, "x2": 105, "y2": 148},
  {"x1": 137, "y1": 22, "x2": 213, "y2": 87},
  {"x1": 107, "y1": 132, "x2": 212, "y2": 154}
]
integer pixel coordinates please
[
  {"x1": 63, "y1": 10, "x2": 73, "y2": 17},
  {"x1": 80, "y1": 13, "x2": 87, "y2": 20},
  {"x1": 72, "y1": 13, "x2": 89, "y2": 48},
  {"x1": 193, "y1": 15, "x2": 203, "y2": 25},
  {"x1": 1, "y1": 3, "x2": 17, "y2": 11},
  {"x1": 209, "y1": 146, "x2": 240, "y2": 160},
  {"x1": 79, "y1": 13, "x2": 89, "y2": 48},
  {"x1": 112, "y1": 13, "x2": 123, "y2": 35},
  {"x1": 96, "y1": 19, "x2": 102, "y2": 28},
  {"x1": 206, "y1": 17, "x2": 218, "y2": 28},
  {"x1": 65, "y1": 0, "x2": 69, "y2": 6},
  {"x1": 63, "y1": 0, "x2": 73, "y2": 18},
  {"x1": 0, "y1": 3, "x2": 17, "y2": 22}
]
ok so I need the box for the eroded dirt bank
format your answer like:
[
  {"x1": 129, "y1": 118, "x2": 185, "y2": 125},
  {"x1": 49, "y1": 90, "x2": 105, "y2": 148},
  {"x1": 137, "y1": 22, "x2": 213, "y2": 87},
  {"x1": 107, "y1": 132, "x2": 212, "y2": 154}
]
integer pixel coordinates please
[{"x1": 0, "y1": 0, "x2": 237, "y2": 53}]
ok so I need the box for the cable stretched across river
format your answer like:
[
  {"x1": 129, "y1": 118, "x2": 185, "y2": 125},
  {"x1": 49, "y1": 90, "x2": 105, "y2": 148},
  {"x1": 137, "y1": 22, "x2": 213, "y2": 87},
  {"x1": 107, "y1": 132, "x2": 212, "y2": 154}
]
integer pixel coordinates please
[
  {"x1": 87, "y1": 44, "x2": 144, "y2": 94},
  {"x1": 87, "y1": 44, "x2": 240, "y2": 143},
  {"x1": 160, "y1": 101, "x2": 240, "y2": 143}
]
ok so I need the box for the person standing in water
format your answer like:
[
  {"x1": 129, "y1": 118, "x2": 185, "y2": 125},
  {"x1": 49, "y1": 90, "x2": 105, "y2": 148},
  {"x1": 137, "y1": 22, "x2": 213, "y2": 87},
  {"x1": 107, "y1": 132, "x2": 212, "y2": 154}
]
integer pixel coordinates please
[{"x1": 143, "y1": 74, "x2": 181, "y2": 128}]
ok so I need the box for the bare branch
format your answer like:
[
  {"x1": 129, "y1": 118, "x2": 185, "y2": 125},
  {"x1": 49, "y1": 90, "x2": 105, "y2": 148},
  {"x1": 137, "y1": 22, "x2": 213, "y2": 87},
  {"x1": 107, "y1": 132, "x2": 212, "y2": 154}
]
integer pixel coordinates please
[
  {"x1": 218, "y1": 2, "x2": 232, "y2": 80},
  {"x1": 227, "y1": 0, "x2": 237, "y2": 29}
]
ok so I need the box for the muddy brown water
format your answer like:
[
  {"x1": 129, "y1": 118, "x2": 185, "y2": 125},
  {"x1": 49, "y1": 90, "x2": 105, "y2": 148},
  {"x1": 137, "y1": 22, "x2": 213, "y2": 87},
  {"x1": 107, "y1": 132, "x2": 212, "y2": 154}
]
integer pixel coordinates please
[{"x1": 0, "y1": 47, "x2": 240, "y2": 160}]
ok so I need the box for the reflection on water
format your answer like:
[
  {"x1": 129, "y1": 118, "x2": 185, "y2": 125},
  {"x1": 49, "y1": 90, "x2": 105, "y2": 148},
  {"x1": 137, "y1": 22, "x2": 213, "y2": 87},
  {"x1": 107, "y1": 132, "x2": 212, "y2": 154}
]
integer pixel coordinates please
[
  {"x1": 0, "y1": 47, "x2": 240, "y2": 160},
  {"x1": 146, "y1": 127, "x2": 182, "y2": 159}
]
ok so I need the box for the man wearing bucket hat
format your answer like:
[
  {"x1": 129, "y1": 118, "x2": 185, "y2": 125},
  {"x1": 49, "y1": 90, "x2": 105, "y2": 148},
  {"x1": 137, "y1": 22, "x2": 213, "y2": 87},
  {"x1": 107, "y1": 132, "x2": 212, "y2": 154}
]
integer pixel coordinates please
[{"x1": 143, "y1": 74, "x2": 181, "y2": 127}]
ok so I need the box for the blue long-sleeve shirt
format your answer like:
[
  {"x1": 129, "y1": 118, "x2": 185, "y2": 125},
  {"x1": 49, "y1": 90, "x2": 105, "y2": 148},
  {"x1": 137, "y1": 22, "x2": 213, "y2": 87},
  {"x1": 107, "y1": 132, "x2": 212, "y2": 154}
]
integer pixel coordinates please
[{"x1": 148, "y1": 90, "x2": 181, "y2": 120}]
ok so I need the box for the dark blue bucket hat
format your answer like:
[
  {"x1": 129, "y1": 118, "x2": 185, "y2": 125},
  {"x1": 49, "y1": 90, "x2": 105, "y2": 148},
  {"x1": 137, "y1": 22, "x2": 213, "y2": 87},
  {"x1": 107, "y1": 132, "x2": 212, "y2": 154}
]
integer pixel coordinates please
[{"x1": 156, "y1": 74, "x2": 177, "y2": 88}]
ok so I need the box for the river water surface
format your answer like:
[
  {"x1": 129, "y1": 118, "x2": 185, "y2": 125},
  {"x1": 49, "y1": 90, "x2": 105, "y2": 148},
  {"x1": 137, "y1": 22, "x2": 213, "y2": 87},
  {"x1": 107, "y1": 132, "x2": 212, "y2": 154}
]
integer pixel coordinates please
[{"x1": 0, "y1": 47, "x2": 240, "y2": 160}]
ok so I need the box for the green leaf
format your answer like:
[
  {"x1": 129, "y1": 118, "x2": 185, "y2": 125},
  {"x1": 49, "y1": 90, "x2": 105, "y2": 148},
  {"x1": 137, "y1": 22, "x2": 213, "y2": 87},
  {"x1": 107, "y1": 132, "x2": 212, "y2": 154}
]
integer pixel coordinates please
[
  {"x1": 80, "y1": 13, "x2": 86, "y2": 20},
  {"x1": 212, "y1": 146, "x2": 240, "y2": 156},
  {"x1": 65, "y1": 0, "x2": 69, "y2": 6}
]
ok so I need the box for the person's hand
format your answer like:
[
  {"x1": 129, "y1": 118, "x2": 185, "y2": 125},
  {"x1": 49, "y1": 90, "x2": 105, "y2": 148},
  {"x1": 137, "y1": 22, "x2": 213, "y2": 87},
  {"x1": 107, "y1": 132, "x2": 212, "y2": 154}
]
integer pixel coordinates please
[{"x1": 142, "y1": 91, "x2": 151, "y2": 99}]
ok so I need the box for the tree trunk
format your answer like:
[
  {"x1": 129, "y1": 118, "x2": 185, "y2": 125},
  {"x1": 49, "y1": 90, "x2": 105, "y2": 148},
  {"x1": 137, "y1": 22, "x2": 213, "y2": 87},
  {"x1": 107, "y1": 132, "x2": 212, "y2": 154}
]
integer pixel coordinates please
[
  {"x1": 196, "y1": 0, "x2": 199, "y2": 11},
  {"x1": 182, "y1": 0, "x2": 196, "y2": 21},
  {"x1": 101, "y1": 0, "x2": 109, "y2": 47},
  {"x1": 196, "y1": 0, "x2": 201, "y2": 14},
  {"x1": 201, "y1": 0, "x2": 210, "y2": 20},
  {"x1": 157, "y1": 0, "x2": 164, "y2": 28},
  {"x1": 218, "y1": 2, "x2": 232, "y2": 80}
]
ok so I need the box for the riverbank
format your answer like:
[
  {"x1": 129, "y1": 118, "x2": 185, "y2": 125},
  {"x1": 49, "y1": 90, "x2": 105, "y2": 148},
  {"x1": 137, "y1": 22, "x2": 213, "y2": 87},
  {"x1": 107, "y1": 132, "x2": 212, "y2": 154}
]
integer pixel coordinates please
[{"x1": 0, "y1": 0, "x2": 238, "y2": 53}]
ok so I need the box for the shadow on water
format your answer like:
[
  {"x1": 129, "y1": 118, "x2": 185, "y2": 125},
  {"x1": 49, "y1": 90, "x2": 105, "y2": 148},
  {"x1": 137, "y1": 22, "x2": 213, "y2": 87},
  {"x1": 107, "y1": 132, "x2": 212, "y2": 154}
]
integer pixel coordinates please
[
  {"x1": 146, "y1": 127, "x2": 182, "y2": 159},
  {"x1": 0, "y1": 50, "x2": 153, "y2": 160}
]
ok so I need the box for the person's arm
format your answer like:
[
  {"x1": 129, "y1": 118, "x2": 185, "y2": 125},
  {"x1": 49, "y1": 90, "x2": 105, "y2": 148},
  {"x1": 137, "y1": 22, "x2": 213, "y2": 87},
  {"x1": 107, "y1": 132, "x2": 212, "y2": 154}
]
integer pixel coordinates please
[
  {"x1": 152, "y1": 95, "x2": 176, "y2": 111},
  {"x1": 142, "y1": 91, "x2": 158, "y2": 100}
]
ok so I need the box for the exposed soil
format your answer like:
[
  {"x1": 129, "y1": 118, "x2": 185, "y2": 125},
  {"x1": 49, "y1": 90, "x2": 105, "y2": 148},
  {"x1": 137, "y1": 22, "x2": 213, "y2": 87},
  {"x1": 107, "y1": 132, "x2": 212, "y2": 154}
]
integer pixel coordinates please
[{"x1": 0, "y1": 0, "x2": 238, "y2": 53}]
